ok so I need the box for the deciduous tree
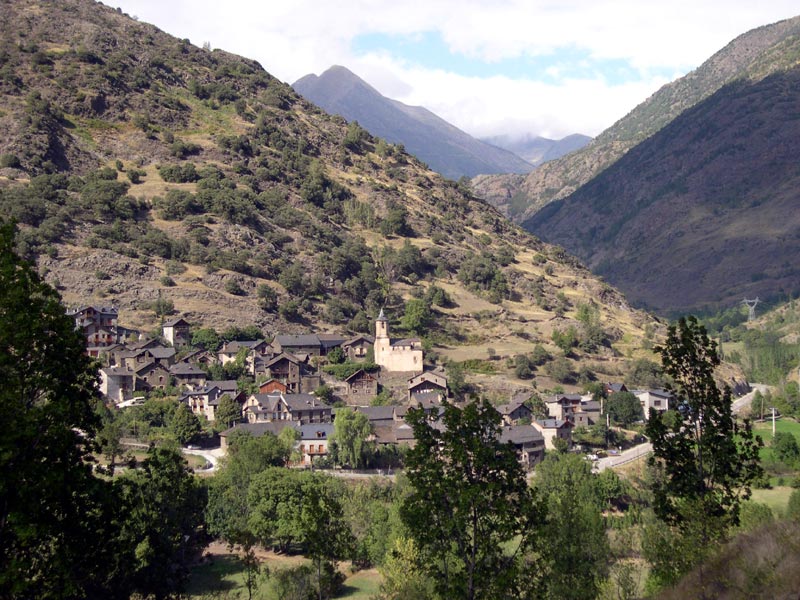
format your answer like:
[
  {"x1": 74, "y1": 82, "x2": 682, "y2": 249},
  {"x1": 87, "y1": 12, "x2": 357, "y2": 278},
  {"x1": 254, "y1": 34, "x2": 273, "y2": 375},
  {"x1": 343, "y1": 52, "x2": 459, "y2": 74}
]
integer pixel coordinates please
[
  {"x1": 402, "y1": 399, "x2": 543, "y2": 600},
  {"x1": 644, "y1": 316, "x2": 762, "y2": 587}
]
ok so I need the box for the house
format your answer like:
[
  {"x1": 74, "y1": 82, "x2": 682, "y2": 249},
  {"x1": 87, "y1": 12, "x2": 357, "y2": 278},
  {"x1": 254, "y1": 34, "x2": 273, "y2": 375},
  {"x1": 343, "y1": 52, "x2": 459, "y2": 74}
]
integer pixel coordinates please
[
  {"x1": 218, "y1": 339, "x2": 270, "y2": 373},
  {"x1": 499, "y1": 425, "x2": 545, "y2": 469},
  {"x1": 317, "y1": 334, "x2": 347, "y2": 357},
  {"x1": 180, "y1": 348, "x2": 217, "y2": 366},
  {"x1": 99, "y1": 366, "x2": 135, "y2": 403},
  {"x1": 374, "y1": 310, "x2": 423, "y2": 372},
  {"x1": 263, "y1": 352, "x2": 305, "y2": 393},
  {"x1": 119, "y1": 346, "x2": 176, "y2": 371},
  {"x1": 244, "y1": 392, "x2": 332, "y2": 425},
  {"x1": 573, "y1": 400, "x2": 601, "y2": 428},
  {"x1": 604, "y1": 382, "x2": 629, "y2": 395},
  {"x1": 544, "y1": 393, "x2": 583, "y2": 421},
  {"x1": 134, "y1": 361, "x2": 171, "y2": 391},
  {"x1": 634, "y1": 389, "x2": 674, "y2": 420},
  {"x1": 533, "y1": 419, "x2": 573, "y2": 451},
  {"x1": 272, "y1": 334, "x2": 323, "y2": 357},
  {"x1": 371, "y1": 422, "x2": 416, "y2": 447},
  {"x1": 181, "y1": 383, "x2": 245, "y2": 421},
  {"x1": 162, "y1": 317, "x2": 191, "y2": 348},
  {"x1": 297, "y1": 423, "x2": 334, "y2": 466},
  {"x1": 497, "y1": 399, "x2": 532, "y2": 425},
  {"x1": 341, "y1": 334, "x2": 374, "y2": 362},
  {"x1": 345, "y1": 369, "x2": 379, "y2": 399},
  {"x1": 258, "y1": 379, "x2": 288, "y2": 394},
  {"x1": 67, "y1": 305, "x2": 131, "y2": 354},
  {"x1": 351, "y1": 405, "x2": 397, "y2": 426},
  {"x1": 169, "y1": 363, "x2": 207, "y2": 390},
  {"x1": 407, "y1": 370, "x2": 448, "y2": 400}
]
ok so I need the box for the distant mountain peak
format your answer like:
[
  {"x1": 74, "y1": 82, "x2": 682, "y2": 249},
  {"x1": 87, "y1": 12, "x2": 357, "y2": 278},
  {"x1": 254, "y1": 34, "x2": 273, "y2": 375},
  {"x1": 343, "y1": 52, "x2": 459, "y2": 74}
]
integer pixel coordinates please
[{"x1": 293, "y1": 66, "x2": 533, "y2": 179}]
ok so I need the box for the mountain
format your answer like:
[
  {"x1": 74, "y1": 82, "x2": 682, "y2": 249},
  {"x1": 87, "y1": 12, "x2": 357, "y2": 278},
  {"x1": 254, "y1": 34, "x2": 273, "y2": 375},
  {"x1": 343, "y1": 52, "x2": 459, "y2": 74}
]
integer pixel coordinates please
[
  {"x1": 292, "y1": 65, "x2": 533, "y2": 180},
  {"x1": 524, "y1": 62, "x2": 800, "y2": 315},
  {"x1": 480, "y1": 133, "x2": 592, "y2": 166},
  {"x1": 0, "y1": 0, "x2": 660, "y2": 394},
  {"x1": 473, "y1": 15, "x2": 800, "y2": 223}
]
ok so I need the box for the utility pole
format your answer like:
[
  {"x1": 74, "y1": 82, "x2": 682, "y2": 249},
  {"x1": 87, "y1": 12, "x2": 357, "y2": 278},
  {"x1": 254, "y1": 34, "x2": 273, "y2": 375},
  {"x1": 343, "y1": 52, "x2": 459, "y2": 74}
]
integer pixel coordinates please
[{"x1": 771, "y1": 406, "x2": 777, "y2": 437}]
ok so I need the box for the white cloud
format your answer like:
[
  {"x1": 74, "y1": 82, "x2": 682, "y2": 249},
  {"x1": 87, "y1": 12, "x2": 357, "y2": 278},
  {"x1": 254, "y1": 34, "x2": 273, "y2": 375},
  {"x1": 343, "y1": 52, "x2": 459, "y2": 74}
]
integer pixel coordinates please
[{"x1": 112, "y1": 0, "x2": 799, "y2": 139}]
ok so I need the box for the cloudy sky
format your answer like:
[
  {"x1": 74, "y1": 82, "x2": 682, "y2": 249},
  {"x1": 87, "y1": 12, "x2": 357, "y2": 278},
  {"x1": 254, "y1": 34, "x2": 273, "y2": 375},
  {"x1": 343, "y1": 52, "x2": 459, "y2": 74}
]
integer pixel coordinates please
[{"x1": 111, "y1": 1, "x2": 798, "y2": 140}]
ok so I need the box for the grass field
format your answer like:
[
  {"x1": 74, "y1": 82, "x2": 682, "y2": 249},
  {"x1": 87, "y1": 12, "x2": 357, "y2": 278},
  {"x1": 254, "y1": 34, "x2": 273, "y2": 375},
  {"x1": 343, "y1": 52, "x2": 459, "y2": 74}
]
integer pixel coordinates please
[
  {"x1": 751, "y1": 486, "x2": 794, "y2": 517},
  {"x1": 186, "y1": 547, "x2": 382, "y2": 600}
]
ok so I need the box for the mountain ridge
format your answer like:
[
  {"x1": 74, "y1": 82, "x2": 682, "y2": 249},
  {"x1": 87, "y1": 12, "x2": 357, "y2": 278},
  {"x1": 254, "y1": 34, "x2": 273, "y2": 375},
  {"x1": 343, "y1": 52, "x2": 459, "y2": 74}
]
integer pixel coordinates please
[
  {"x1": 293, "y1": 65, "x2": 534, "y2": 180},
  {"x1": 473, "y1": 14, "x2": 800, "y2": 222}
]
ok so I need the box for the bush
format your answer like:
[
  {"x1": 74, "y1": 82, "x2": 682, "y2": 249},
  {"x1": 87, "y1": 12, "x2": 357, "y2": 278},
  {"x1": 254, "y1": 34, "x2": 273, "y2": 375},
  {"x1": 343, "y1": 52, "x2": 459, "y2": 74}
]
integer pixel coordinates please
[{"x1": 224, "y1": 279, "x2": 245, "y2": 296}]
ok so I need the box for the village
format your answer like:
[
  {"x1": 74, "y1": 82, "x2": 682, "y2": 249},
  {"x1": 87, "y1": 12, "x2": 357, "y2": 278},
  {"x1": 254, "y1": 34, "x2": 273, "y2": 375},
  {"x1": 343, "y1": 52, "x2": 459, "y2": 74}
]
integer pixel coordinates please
[{"x1": 71, "y1": 304, "x2": 675, "y2": 470}]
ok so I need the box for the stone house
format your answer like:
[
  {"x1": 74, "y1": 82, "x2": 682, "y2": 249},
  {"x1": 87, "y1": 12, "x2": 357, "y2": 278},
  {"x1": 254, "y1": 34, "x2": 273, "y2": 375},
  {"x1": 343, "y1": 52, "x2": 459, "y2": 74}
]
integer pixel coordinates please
[
  {"x1": 169, "y1": 362, "x2": 207, "y2": 390},
  {"x1": 162, "y1": 317, "x2": 191, "y2": 348},
  {"x1": 244, "y1": 392, "x2": 332, "y2": 425},
  {"x1": 533, "y1": 419, "x2": 573, "y2": 450},
  {"x1": 341, "y1": 334, "x2": 374, "y2": 362},
  {"x1": 407, "y1": 370, "x2": 448, "y2": 401},
  {"x1": 345, "y1": 369, "x2": 379, "y2": 399},
  {"x1": 499, "y1": 425, "x2": 545, "y2": 469},
  {"x1": 99, "y1": 366, "x2": 135, "y2": 404},
  {"x1": 634, "y1": 389, "x2": 674, "y2": 420},
  {"x1": 134, "y1": 361, "x2": 171, "y2": 392},
  {"x1": 497, "y1": 399, "x2": 532, "y2": 425}
]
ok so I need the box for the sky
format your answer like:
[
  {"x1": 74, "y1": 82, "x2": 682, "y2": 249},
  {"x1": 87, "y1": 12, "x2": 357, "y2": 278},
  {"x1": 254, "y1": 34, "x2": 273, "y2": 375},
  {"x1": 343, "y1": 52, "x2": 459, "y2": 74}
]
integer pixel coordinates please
[{"x1": 109, "y1": 1, "x2": 799, "y2": 140}]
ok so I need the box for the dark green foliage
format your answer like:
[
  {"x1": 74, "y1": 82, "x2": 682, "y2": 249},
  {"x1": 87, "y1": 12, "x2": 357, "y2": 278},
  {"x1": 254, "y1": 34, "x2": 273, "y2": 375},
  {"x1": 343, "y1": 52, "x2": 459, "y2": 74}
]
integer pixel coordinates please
[
  {"x1": 256, "y1": 283, "x2": 278, "y2": 312},
  {"x1": 170, "y1": 402, "x2": 202, "y2": 444},
  {"x1": 402, "y1": 400, "x2": 543, "y2": 600},
  {"x1": 772, "y1": 431, "x2": 800, "y2": 466},
  {"x1": 627, "y1": 358, "x2": 668, "y2": 388},
  {"x1": 604, "y1": 391, "x2": 644, "y2": 426},
  {"x1": 158, "y1": 162, "x2": 199, "y2": 183},
  {"x1": 534, "y1": 453, "x2": 609, "y2": 600},
  {"x1": 114, "y1": 447, "x2": 205, "y2": 599},
  {"x1": 457, "y1": 252, "x2": 509, "y2": 302},
  {"x1": 214, "y1": 394, "x2": 242, "y2": 431},
  {"x1": 323, "y1": 361, "x2": 379, "y2": 380},
  {"x1": 192, "y1": 327, "x2": 221, "y2": 351},
  {"x1": 644, "y1": 316, "x2": 763, "y2": 585},
  {"x1": 0, "y1": 222, "x2": 112, "y2": 598}
]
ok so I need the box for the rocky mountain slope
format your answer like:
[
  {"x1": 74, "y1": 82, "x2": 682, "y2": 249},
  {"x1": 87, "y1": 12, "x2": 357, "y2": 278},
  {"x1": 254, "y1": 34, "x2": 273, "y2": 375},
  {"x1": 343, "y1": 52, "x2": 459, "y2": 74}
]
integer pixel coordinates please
[
  {"x1": 293, "y1": 65, "x2": 533, "y2": 180},
  {"x1": 0, "y1": 0, "x2": 662, "y2": 395},
  {"x1": 473, "y1": 15, "x2": 800, "y2": 223},
  {"x1": 524, "y1": 60, "x2": 800, "y2": 315}
]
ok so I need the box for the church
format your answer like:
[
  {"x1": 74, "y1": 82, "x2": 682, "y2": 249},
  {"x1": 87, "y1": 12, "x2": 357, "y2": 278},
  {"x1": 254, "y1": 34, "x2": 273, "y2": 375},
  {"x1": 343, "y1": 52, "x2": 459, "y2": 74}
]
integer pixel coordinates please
[{"x1": 373, "y1": 309, "x2": 424, "y2": 372}]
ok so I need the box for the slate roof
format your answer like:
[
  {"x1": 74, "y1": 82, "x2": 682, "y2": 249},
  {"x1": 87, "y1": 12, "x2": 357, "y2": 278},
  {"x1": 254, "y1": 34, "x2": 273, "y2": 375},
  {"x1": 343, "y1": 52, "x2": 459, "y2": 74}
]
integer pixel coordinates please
[{"x1": 499, "y1": 425, "x2": 544, "y2": 445}]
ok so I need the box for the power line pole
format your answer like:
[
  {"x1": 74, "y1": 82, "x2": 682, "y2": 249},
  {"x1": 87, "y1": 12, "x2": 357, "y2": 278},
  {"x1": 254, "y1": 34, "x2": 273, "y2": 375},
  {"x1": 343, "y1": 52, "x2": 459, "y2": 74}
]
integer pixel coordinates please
[{"x1": 742, "y1": 297, "x2": 760, "y2": 322}]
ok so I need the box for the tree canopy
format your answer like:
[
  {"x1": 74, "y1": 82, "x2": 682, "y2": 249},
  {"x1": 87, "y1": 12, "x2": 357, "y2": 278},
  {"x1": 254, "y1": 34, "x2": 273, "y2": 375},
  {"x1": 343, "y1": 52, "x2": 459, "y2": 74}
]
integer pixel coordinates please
[
  {"x1": 644, "y1": 316, "x2": 762, "y2": 587},
  {"x1": 402, "y1": 399, "x2": 542, "y2": 600}
]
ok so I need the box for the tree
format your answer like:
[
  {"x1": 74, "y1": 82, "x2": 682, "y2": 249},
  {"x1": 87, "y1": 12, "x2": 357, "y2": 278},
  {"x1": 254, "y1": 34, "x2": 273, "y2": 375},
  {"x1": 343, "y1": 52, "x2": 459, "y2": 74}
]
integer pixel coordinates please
[
  {"x1": 214, "y1": 394, "x2": 242, "y2": 431},
  {"x1": 192, "y1": 327, "x2": 221, "y2": 351},
  {"x1": 331, "y1": 407, "x2": 373, "y2": 468},
  {"x1": 604, "y1": 391, "x2": 644, "y2": 426},
  {"x1": 644, "y1": 316, "x2": 762, "y2": 587},
  {"x1": 170, "y1": 402, "x2": 202, "y2": 444},
  {"x1": 115, "y1": 447, "x2": 205, "y2": 599},
  {"x1": 0, "y1": 222, "x2": 119, "y2": 598},
  {"x1": 401, "y1": 298, "x2": 432, "y2": 335},
  {"x1": 376, "y1": 537, "x2": 435, "y2": 600},
  {"x1": 772, "y1": 431, "x2": 800, "y2": 465},
  {"x1": 534, "y1": 453, "x2": 609, "y2": 600},
  {"x1": 402, "y1": 400, "x2": 543, "y2": 600}
]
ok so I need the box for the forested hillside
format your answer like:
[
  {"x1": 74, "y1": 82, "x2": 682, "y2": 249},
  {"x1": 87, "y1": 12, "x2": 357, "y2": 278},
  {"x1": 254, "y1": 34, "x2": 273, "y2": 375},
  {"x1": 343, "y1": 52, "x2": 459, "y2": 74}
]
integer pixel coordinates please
[{"x1": 0, "y1": 0, "x2": 659, "y2": 393}]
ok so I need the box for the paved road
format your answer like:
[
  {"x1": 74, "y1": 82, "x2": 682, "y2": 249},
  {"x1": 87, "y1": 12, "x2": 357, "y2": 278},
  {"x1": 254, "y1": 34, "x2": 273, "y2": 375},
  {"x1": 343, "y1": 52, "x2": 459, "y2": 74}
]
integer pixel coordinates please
[
  {"x1": 595, "y1": 442, "x2": 652, "y2": 472},
  {"x1": 732, "y1": 383, "x2": 770, "y2": 415},
  {"x1": 183, "y1": 447, "x2": 225, "y2": 472}
]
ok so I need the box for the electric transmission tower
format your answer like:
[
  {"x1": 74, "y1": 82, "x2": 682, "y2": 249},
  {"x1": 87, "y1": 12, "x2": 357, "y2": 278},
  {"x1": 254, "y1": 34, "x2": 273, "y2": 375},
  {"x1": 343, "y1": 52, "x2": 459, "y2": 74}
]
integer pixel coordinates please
[{"x1": 742, "y1": 297, "x2": 760, "y2": 322}]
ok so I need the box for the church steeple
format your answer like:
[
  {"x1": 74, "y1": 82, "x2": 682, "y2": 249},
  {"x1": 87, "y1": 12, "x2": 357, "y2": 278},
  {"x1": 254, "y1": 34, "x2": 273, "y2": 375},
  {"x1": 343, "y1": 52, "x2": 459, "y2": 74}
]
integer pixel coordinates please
[{"x1": 375, "y1": 308, "x2": 389, "y2": 339}]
